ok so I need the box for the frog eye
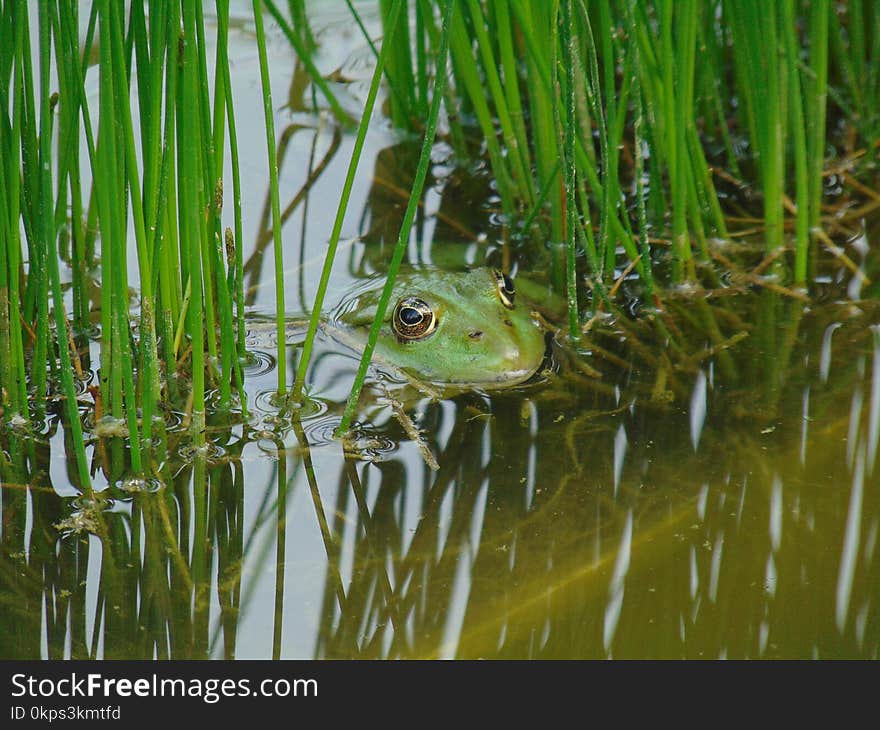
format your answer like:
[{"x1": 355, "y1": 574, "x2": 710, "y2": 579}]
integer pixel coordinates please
[
  {"x1": 493, "y1": 269, "x2": 515, "y2": 309},
  {"x1": 392, "y1": 297, "x2": 437, "y2": 341}
]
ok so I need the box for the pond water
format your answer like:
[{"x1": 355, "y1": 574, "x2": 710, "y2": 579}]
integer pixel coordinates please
[{"x1": 0, "y1": 2, "x2": 878, "y2": 660}]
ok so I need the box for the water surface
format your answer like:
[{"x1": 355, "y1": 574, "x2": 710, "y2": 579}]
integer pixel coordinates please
[{"x1": 0, "y1": 1, "x2": 878, "y2": 660}]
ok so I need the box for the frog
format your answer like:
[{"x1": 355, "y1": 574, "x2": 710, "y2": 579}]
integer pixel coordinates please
[{"x1": 325, "y1": 267, "x2": 548, "y2": 390}]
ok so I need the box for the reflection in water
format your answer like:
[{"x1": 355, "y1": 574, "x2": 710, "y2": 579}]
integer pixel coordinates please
[
  {"x1": 2, "y1": 290, "x2": 879, "y2": 659},
  {"x1": 837, "y1": 444, "x2": 865, "y2": 633}
]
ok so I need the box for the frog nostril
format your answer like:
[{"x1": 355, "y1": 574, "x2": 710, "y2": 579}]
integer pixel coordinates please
[
  {"x1": 468, "y1": 331, "x2": 483, "y2": 339},
  {"x1": 503, "y1": 319, "x2": 513, "y2": 327}
]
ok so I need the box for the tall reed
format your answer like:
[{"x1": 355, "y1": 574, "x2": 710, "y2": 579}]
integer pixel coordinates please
[
  {"x1": 3, "y1": 1, "x2": 877, "y2": 461},
  {"x1": 281, "y1": 0, "x2": 880, "y2": 425},
  {"x1": 338, "y1": 0, "x2": 456, "y2": 433},
  {"x1": 0, "y1": 0, "x2": 249, "y2": 482},
  {"x1": 328, "y1": 1, "x2": 872, "y2": 297},
  {"x1": 292, "y1": 0, "x2": 408, "y2": 403}
]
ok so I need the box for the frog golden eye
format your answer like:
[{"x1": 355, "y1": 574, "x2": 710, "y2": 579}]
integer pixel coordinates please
[
  {"x1": 392, "y1": 297, "x2": 437, "y2": 340},
  {"x1": 493, "y1": 269, "x2": 515, "y2": 309}
]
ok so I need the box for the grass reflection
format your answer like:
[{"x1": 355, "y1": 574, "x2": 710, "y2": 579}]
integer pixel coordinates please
[{"x1": 1, "y1": 285, "x2": 878, "y2": 658}]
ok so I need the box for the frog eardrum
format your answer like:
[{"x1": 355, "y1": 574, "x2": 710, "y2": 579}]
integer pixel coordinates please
[
  {"x1": 392, "y1": 296, "x2": 437, "y2": 341},
  {"x1": 493, "y1": 269, "x2": 515, "y2": 309}
]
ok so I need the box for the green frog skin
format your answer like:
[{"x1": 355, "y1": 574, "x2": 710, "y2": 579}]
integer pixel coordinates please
[{"x1": 328, "y1": 268, "x2": 546, "y2": 388}]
